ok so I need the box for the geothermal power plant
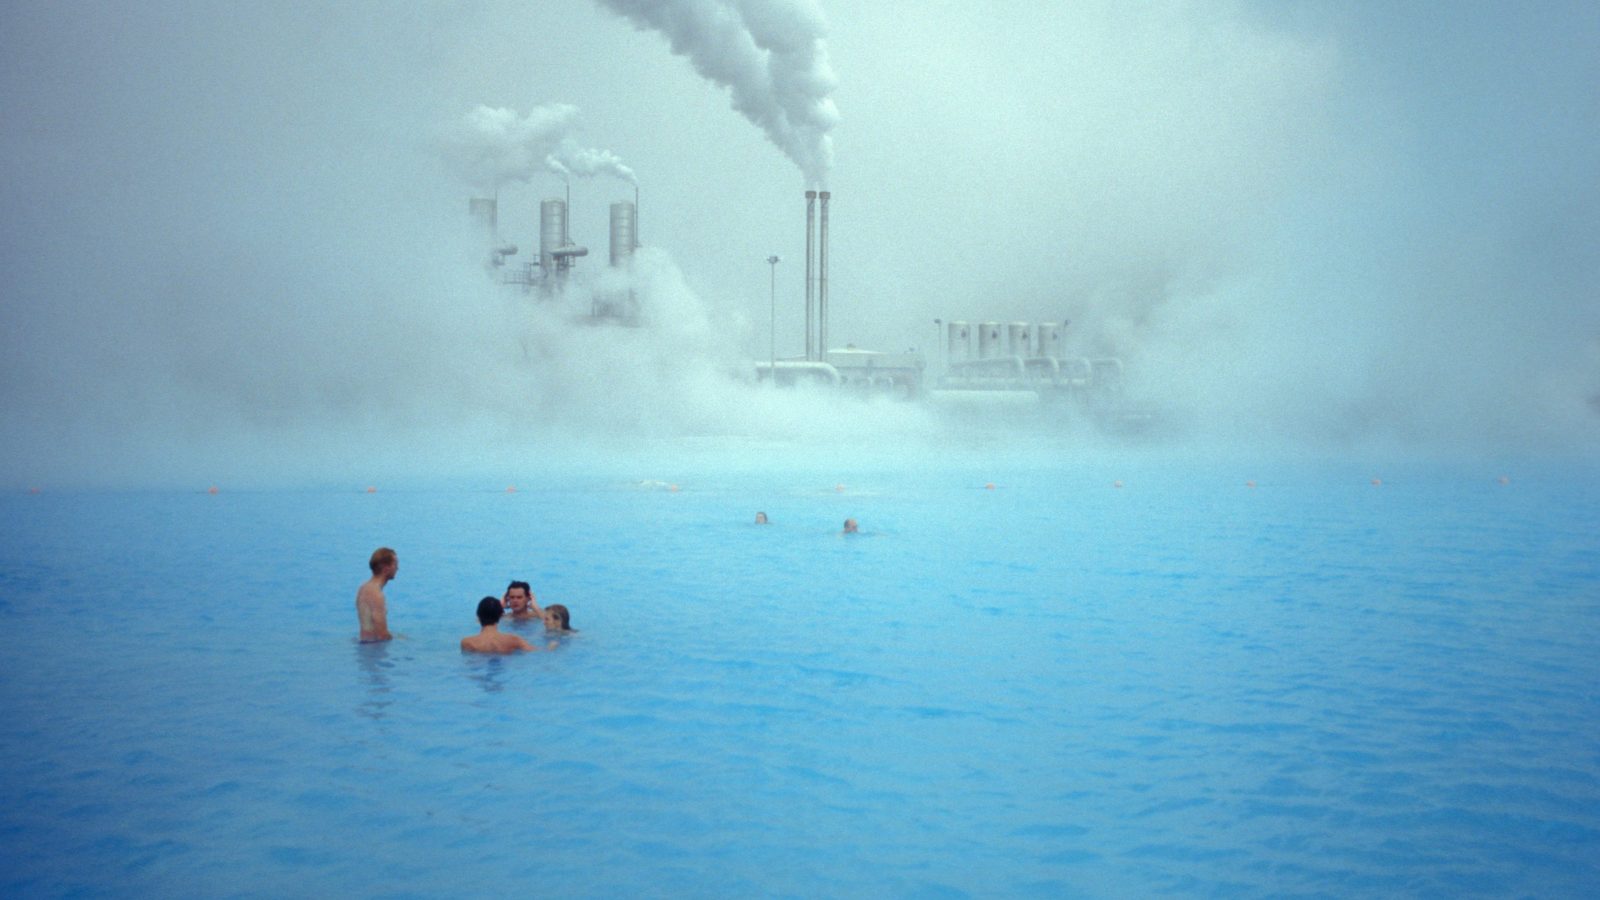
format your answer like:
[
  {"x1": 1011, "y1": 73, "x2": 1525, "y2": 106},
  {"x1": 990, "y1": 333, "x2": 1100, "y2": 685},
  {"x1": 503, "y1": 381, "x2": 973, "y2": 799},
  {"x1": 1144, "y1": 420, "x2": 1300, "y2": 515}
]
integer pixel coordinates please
[{"x1": 467, "y1": 187, "x2": 1132, "y2": 419}]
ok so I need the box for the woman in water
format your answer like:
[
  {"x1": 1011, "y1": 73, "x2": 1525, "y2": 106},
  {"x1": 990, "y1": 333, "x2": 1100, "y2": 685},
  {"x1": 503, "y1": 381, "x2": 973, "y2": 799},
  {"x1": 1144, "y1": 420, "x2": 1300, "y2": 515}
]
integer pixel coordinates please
[{"x1": 542, "y1": 604, "x2": 576, "y2": 633}]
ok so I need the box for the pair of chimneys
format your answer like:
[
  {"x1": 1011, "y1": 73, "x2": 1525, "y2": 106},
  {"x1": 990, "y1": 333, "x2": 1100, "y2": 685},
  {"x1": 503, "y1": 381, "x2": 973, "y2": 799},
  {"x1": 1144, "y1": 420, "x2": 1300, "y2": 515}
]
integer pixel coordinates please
[{"x1": 804, "y1": 190, "x2": 831, "y2": 361}]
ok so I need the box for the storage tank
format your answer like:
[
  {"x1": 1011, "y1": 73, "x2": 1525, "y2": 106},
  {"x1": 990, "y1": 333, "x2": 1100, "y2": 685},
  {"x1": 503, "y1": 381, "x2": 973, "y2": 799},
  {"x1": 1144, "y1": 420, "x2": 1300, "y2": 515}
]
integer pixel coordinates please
[
  {"x1": 1036, "y1": 322, "x2": 1064, "y2": 359},
  {"x1": 539, "y1": 199, "x2": 567, "y2": 274},
  {"x1": 977, "y1": 321, "x2": 1003, "y2": 359},
  {"x1": 1008, "y1": 322, "x2": 1031, "y2": 358},
  {"x1": 946, "y1": 321, "x2": 971, "y2": 362},
  {"x1": 609, "y1": 201, "x2": 637, "y2": 267}
]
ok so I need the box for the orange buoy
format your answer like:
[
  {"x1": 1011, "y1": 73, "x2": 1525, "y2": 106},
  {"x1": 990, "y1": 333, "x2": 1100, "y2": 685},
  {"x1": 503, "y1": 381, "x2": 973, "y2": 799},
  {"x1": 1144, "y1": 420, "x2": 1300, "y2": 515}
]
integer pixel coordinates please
[
  {"x1": 505, "y1": 485, "x2": 517, "y2": 493},
  {"x1": 1497, "y1": 475, "x2": 1510, "y2": 485},
  {"x1": 207, "y1": 485, "x2": 219, "y2": 495},
  {"x1": 985, "y1": 482, "x2": 996, "y2": 490},
  {"x1": 1245, "y1": 480, "x2": 1257, "y2": 489},
  {"x1": 1371, "y1": 478, "x2": 1383, "y2": 487},
  {"x1": 669, "y1": 484, "x2": 680, "y2": 493},
  {"x1": 365, "y1": 486, "x2": 377, "y2": 494}
]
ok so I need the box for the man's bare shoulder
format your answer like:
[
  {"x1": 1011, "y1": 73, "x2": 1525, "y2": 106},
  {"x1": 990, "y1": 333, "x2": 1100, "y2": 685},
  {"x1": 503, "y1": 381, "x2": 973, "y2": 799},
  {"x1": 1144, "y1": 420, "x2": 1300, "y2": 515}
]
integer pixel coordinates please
[{"x1": 461, "y1": 633, "x2": 534, "y2": 654}]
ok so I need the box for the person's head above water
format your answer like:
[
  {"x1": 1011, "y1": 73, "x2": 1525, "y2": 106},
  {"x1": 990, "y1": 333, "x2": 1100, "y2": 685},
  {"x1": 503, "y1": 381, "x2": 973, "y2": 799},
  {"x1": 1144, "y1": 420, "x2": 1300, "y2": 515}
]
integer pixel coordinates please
[
  {"x1": 755, "y1": 511, "x2": 769, "y2": 524},
  {"x1": 843, "y1": 518, "x2": 859, "y2": 534},
  {"x1": 542, "y1": 604, "x2": 574, "y2": 632},
  {"x1": 476, "y1": 596, "x2": 504, "y2": 626},
  {"x1": 369, "y1": 547, "x2": 397, "y2": 576},
  {"x1": 503, "y1": 580, "x2": 534, "y2": 612}
]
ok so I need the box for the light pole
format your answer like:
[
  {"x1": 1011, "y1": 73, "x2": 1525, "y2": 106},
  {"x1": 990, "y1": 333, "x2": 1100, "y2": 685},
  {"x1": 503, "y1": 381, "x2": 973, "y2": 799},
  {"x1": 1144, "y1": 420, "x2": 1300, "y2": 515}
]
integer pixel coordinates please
[{"x1": 767, "y1": 255, "x2": 781, "y2": 386}]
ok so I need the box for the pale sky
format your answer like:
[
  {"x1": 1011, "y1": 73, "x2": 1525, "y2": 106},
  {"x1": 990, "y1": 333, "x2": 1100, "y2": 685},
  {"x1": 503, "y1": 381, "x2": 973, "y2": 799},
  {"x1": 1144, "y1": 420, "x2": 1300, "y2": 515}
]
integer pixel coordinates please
[{"x1": 2, "y1": 1, "x2": 1597, "y2": 486}]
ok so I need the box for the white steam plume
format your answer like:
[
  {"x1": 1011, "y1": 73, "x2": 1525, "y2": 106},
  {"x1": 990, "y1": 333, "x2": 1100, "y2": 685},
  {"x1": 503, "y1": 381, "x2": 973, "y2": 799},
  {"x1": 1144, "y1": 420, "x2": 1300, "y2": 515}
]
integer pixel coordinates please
[
  {"x1": 443, "y1": 104, "x2": 636, "y2": 191},
  {"x1": 595, "y1": 0, "x2": 838, "y2": 186}
]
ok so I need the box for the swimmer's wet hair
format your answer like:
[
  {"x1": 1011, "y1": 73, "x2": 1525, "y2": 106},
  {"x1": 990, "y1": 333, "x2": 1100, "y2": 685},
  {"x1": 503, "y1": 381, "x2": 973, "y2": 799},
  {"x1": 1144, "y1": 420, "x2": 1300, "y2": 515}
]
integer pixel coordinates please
[
  {"x1": 476, "y1": 596, "x2": 504, "y2": 626},
  {"x1": 546, "y1": 604, "x2": 574, "y2": 631},
  {"x1": 506, "y1": 580, "x2": 532, "y2": 597},
  {"x1": 369, "y1": 547, "x2": 396, "y2": 574}
]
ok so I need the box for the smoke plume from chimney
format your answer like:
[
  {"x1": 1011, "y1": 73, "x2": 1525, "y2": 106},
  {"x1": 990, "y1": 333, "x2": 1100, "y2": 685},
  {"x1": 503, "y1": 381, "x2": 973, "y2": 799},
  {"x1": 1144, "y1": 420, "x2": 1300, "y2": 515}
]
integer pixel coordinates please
[
  {"x1": 442, "y1": 104, "x2": 636, "y2": 192},
  {"x1": 594, "y1": 0, "x2": 839, "y2": 187}
]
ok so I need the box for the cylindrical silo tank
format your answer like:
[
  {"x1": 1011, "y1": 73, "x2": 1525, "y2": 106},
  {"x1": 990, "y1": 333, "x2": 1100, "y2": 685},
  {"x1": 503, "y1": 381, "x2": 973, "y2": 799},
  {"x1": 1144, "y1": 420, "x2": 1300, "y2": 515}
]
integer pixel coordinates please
[
  {"x1": 539, "y1": 199, "x2": 567, "y2": 273},
  {"x1": 977, "y1": 322, "x2": 1003, "y2": 359},
  {"x1": 1036, "y1": 322, "x2": 1063, "y2": 359},
  {"x1": 1008, "y1": 322, "x2": 1031, "y2": 358},
  {"x1": 609, "y1": 201, "x2": 637, "y2": 267},
  {"x1": 946, "y1": 321, "x2": 971, "y2": 362}
]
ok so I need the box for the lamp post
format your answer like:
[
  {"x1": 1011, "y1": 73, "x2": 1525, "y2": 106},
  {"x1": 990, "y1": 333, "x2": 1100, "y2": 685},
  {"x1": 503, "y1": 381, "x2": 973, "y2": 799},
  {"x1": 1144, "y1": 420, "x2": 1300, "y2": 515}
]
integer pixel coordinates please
[{"x1": 766, "y1": 255, "x2": 781, "y2": 386}]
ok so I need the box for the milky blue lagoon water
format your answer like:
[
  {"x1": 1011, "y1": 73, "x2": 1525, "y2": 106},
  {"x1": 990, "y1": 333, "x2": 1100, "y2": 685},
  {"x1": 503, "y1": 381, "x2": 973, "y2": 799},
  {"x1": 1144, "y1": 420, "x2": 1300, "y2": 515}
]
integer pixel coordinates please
[{"x1": 2, "y1": 464, "x2": 1598, "y2": 897}]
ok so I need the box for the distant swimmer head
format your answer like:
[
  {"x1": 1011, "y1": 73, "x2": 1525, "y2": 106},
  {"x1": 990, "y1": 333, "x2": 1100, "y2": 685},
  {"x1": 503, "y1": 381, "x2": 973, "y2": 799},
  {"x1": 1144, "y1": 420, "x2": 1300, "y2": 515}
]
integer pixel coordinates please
[
  {"x1": 843, "y1": 518, "x2": 859, "y2": 534},
  {"x1": 476, "y1": 596, "x2": 504, "y2": 626},
  {"x1": 543, "y1": 604, "x2": 574, "y2": 632},
  {"x1": 504, "y1": 580, "x2": 534, "y2": 612},
  {"x1": 369, "y1": 547, "x2": 397, "y2": 576},
  {"x1": 755, "y1": 511, "x2": 769, "y2": 524}
]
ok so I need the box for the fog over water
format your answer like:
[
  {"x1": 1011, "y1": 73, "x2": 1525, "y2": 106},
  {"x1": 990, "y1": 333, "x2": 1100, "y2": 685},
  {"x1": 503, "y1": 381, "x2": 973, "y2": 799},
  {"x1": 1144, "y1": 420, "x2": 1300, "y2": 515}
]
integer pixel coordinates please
[{"x1": 2, "y1": 1, "x2": 1597, "y2": 487}]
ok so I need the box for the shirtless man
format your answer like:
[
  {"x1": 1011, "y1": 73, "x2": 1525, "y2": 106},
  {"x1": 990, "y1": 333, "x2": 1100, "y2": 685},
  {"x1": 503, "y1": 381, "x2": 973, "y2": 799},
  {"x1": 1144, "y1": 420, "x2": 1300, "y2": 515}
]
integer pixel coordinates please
[
  {"x1": 461, "y1": 597, "x2": 535, "y2": 654},
  {"x1": 502, "y1": 580, "x2": 543, "y2": 620},
  {"x1": 357, "y1": 547, "x2": 397, "y2": 642}
]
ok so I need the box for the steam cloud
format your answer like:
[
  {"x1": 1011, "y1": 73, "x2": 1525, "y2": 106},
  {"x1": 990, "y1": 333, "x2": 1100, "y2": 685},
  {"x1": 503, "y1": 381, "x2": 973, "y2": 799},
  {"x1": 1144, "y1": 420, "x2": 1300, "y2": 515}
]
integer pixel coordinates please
[
  {"x1": 595, "y1": 0, "x2": 839, "y2": 187},
  {"x1": 443, "y1": 104, "x2": 637, "y2": 191}
]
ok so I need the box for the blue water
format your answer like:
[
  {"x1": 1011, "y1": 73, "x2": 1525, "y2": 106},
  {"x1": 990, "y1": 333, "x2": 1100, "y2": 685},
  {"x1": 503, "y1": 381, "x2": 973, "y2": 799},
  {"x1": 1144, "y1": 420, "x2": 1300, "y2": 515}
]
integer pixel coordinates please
[{"x1": 2, "y1": 465, "x2": 1598, "y2": 897}]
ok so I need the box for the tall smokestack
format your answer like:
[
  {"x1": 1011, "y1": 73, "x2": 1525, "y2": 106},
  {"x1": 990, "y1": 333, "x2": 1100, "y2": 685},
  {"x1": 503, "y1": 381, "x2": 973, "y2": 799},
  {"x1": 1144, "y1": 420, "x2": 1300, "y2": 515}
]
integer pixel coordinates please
[
  {"x1": 818, "y1": 190, "x2": 830, "y2": 360},
  {"x1": 804, "y1": 191, "x2": 817, "y2": 361}
]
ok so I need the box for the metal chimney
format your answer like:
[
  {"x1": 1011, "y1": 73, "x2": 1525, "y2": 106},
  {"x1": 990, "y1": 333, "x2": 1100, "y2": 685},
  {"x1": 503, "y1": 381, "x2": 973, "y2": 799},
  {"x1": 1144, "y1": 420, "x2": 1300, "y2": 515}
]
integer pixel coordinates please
[
  {"x1": 818, "y1": 191, "x2": 830, "y2": 360},
  {"x1": 804, "y1": 191, "x2": 817, "y2": 360}
]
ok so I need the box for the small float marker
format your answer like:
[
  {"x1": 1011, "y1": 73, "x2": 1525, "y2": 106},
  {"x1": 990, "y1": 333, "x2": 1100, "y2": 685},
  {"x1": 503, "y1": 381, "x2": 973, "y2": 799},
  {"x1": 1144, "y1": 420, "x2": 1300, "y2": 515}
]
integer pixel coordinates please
[
  {"x1": 27, "y1": 487, "x2": 42, "y2": 494},
  {"x1": 365, "y1": 486, "x2": 377, "y2": 494},
  {"x1": 1245, "y1": 480, "x2": 1257, "y2": 489},
  {"x1": 834, "y1": 483, "x2": 845, "y2": 493},
  {"x1": 1113, "y1": 480, "x2": 1124, "y2": 489},
  {"x1": 207, "y1": 485, "x2": 219, "y2": 495},
  {"x1": 505, "y1": 485, "x2": 517, "y2": 493},
  {"x1": 669, "y1": 484, "x2": 680, "y2": 493},
  {"x1": 1371, "y1": 478, "x2": 1383, "y2": 487},
  {"x1": 985, "y1": 482, "x2": 996, "y2": 490},
  {"x1": 1497, "y1": 475, "x2": 1511, "y2": 485}
]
